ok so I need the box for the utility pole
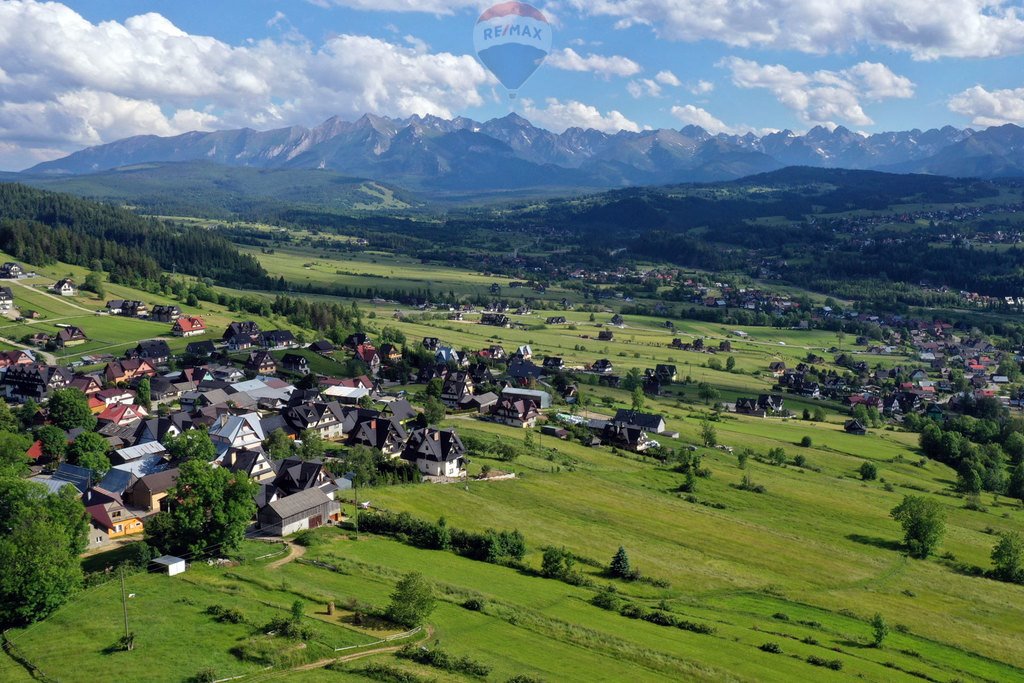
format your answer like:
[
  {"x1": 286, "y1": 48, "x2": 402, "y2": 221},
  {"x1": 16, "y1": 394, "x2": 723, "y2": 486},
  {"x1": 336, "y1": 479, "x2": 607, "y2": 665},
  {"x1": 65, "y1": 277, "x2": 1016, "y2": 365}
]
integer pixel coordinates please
[
  {"x1": 119, "y1": 566, "x2": 132, "y2": 650},
  {"x1": 353, "y1": 481, "x2": 359, "y2": 534}
]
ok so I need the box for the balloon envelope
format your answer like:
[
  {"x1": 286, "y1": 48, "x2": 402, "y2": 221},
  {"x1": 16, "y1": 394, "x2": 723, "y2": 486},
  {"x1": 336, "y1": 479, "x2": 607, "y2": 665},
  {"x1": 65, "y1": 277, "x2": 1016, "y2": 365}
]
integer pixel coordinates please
[{"x1": 473, "y1": 2, "x2": 552, "y2": 93}]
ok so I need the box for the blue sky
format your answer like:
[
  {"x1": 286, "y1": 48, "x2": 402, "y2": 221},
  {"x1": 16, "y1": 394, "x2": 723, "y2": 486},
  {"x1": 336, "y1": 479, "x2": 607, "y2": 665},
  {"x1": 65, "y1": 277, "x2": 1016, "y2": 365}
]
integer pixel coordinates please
[{"x1": 1, "y1": 0, "x2": 1023, "y2": 169}]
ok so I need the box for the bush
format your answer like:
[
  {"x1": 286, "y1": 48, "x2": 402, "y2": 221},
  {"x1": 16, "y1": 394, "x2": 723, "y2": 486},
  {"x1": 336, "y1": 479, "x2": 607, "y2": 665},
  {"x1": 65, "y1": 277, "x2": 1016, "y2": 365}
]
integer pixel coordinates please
[
  {"x1": 759, "y1": 642, "x2": 782, "y2": 653},
  {"x1": 800, "y1": 436, "x2": 813, "y2": 447},
  {"x1": 263, "y1": 616, "x2": 313, "y2": 641},
  {"x1": 292, "y1": 529, "x2": 325, "y2": 547},
  {"x1": 462, "y1": 598, "x2": 486, "y2": 611},
  {"x1": 860, "y1": 461, "x2": 878, "y2": 481},
  {"x1": 793, "y1": 454, "x2": 806, "y2": 467},
  {"x1": 346, "y1": 663, "x2": 427, "y2": 683},
  {"x1": 397, "y1": 644, "x2": 492, "y2": 678},
  {"x1": 590, "y1": 586, "x2": 621, "y2": 611},
  {"x1": 189, "y1": 668, "x2": 217, "y2": 683},
  {"x1": 506, "y1": 676, "x2": 546, "y2": 683},
  {"x1": 806, "y1": 655, "x2": 843, "y2": 670}
]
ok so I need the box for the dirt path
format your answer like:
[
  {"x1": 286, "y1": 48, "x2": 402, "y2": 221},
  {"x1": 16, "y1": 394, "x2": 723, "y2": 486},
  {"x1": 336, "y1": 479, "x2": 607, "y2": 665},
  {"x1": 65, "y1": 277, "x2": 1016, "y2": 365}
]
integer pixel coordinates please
[
  {"x1": 266, "y1": 542, "x2": 305, "y2": 570},
  {"x1": 0, "y1": 335, "x2": 54, "y2": 364}
]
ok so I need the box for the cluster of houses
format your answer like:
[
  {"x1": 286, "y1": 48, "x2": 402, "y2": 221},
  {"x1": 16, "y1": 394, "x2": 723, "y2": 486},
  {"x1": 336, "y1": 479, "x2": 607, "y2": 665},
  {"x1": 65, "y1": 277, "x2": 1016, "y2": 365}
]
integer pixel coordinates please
[{"x1": 15, "y1": 323, "x2": 489, "y2": 549}]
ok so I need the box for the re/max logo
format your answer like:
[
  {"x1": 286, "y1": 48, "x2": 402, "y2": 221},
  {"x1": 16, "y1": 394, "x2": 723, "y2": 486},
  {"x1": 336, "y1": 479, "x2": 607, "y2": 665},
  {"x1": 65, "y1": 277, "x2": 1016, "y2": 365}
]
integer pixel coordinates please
[{"x1": 482, "y1": 24, "x2": 543, "y2": 41}]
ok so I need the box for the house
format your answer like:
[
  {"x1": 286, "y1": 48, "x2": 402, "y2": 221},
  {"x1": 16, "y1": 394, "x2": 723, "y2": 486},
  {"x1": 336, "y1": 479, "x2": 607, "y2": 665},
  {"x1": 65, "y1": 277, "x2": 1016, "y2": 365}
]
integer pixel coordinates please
[
  {"x1": 0, "y1": 286, "x2": 13, "y2": 310},
  {"x1": 257, "y1": 487, "x2": 341, "y2": 536},
  {"x1": 494, "y1": 396, "x2": 540, "y2": 428},
  {"x1": 309, "y1": 340, "x2": 335, "y2": 357},
  {"x1": 104, "y1": 359, "x2": 156, "y2": 385},
  {"x1": 613, "y1": 410, "x2": 667, "y2": 434},
  {"x1": 611, "y1": 314, "x2": 624, "y2": 326},
  {"x1": 402, "y1": 428, "x2": 466, "y2": 478},
  {"x1": 768, "y1": 362, "x2": 787, "y2": 377},
  {"x1": 246, "y1": 350, "x2": 278, "y2": 375},
  {"x1": 516, "y1": 345, "x2": 533, "y2": 360},
  {"x1": 546, "y1": 316, "x2": 567, "y2": 325},
  {"x1": 281, "y1": 353, "x2": 311, "y2": 376},
  {"x1": 209, "y1": 412, "x2": 265, "y2": 455},
  {"x1": 283, "y1": 402, "x2": 348, "y2": 441},
  {"x1": 52, "y1": 278, "x2": 75, "y2": 296},
  {"x1": 151, "y1": 305, "x2": 181, "y2": 323},
  {"x1": 222, "y1": 448, "x2": 277, "y2": 483},
  {"x1": 120, "y1": 300, "x2": 148, "y2": 318},
  {"x1": 350, "y1": 416, "x2": 408, "y2": 457},
  {"x1": 83, "y1": 489, "x2": 144, "y2": 547},
  {"x1": 542, "y1": 356, "x2": 565, "y2": 372},
  {"x1": 127, "y1": 340, "x2": 171, "y2": 365},
  {"x1": 844, "y1": 419, "x2": 868, "y2": 435},
  {"x1": 2, "y1": 363, "x2": 72, "y2": 401},
  {"x1": 458, "y1": 391, "x2": 499, "y2": 413},
  {"x1": 261, "y1": 330, "x2": 298, "y2": 350},
  {"x1": 379, "y1": 343, "x2": 402, "y2": 362},
  {"x1": 185, "y1": 340, "x2": 216, "y2": 358},
  {"x1": 757, "y1": 394, "x2": 785, "y2": 414},
  {"x1": 481, "y1": 313, "x2": 510, "y2": 327},
  {"x1": 735, "y1": 397, "x2": 765, "y2": 417},
  {"x1": 172, "y1": 316, "x2": 206, "y2": 337},
  {"x1": 344, "y1": 332, "x2": 370, "y2": 350},
  {"x1": 30, "y1": 463, "x2": 92, "y2": 495},
  {"x1": 421, "y1": 337, "x2": 441, "y2": 351},
  {"x1": 353, "y1": 344, "x2": 381, "y2": 374},
  {"x1": 224, "y1": 321, "x2": 261, "y2": 342},
  {"x1": 0, "y1": 261, "x2": 23, "y2": 278},
  {"x1": 70, "y1": 374, "x2": 103, "y2": 396},
  {"x1": 98, "y1": 403, "x2": 149, "y2": 427},
  {"x1": 441, "y1": 372, "x2": 475, "y2": 408},
  {"x1": 226, "y1": 334, "x2": 254, "y2": 352},
  {"x1": 271, "y1": 457, "x2": 335, "y2": 496},
  {"x1": 592, "y1": 359, "x2": 614, "y2": 375},
  {"x1": 597, "y1": 330, "x2": 614, "y2": 342},
  {"x1": 106, "y1": 299, "x2": 125, "y2": 315},
  {"x1": 55, "y1": 326, "x2": 87, "y2": 348},
  {"x1": 501, "y1": 387, "x2": 551, "y2": 409},
  {"x1": 599, "y1": 422, "x2": 655, "y2": 452},
  {"x1": 654, "y1": 364, "x2": 678, "y2": 383}
]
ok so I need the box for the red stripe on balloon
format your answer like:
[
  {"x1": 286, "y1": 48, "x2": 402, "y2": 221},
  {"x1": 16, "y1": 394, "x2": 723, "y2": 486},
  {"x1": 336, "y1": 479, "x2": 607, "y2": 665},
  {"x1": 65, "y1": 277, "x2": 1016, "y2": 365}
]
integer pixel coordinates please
[{"x1": 477, "y1": 1, "x2": 548, "y2": 24}]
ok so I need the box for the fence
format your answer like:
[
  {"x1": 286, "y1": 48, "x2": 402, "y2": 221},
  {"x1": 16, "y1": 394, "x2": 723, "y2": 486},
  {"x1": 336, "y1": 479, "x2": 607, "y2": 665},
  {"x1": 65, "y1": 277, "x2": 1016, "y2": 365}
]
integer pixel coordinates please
[
  {"x1": 333, "y1": 626, "x2": 422, "y2": 652},
  {"x1": 3, "y1": 629, "x2": 56, "y2": 683}
]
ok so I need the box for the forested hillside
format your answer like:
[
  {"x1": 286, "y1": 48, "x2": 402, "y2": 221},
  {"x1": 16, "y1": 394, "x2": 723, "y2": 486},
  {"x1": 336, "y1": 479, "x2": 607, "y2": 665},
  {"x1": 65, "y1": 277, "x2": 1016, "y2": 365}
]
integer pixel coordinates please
[{"x1": 0, "y1": 184, "x2": 270, "y2": 288}]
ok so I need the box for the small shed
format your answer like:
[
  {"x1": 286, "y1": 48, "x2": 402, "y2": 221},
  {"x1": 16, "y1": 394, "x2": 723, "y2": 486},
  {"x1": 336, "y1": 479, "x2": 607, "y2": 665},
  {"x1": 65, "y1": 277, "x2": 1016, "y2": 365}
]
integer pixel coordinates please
[{"x1": 153, "y1": 555, "x2": 186, "y2": 576}]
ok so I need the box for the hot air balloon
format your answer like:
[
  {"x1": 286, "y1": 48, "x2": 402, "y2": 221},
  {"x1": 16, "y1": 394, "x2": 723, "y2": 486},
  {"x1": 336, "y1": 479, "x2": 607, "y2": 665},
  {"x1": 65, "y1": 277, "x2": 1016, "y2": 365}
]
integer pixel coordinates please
[{"x1": 473, "y1": 1, "x2": 552, "y2": 99}]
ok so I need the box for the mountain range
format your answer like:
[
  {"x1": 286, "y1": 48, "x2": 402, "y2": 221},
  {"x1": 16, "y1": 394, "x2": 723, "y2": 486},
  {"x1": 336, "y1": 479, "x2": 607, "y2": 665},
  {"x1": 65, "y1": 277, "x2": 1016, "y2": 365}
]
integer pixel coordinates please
[{"x1": 23, "y1": 113, "x2": 1024, "y2": 194}]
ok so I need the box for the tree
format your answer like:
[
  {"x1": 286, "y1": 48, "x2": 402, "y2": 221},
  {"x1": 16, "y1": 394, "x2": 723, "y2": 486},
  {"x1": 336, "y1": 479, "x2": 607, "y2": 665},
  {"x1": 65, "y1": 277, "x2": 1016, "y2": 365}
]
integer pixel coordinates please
[
  {"x1": 701, "y1": 419, "x2": 717, "y2": 448},
  {"x1": 36, "y1": 425, "x2": 68, "y2": 463},
  {"x1": 378, "y1": 326, "x2": 406, "y2": 346},
  {"x1": 425, "y1": 378, "x2": 443, "y2": 399},
  {"x1": 630, "y1": 386, "x2": 645, "y2": 413},
  {"x1": 725, "y1": 356, "x2": 736, "y2": 372},
  {"x1": 82, "y1": 271, "x2": 105, "y2": 299},
  {"x1": 1005, "y1": 432, "x2": 1024, "y2": 465},
  {"x1": 859, "y1": 461, "x2": 878, "y2": 481},
  {"x1": 1008, "y1": 462, "x2": 1024, "y2": 502},
  {"x1": 870, "y1": 613, "x2": 889, "y2": 647},
  {"x1": 697, "y1": 382, "x2": 719, "y2": 404},
  {"x1": 422, "y1": 397, "x2": 446, "y2": 426},
  {"x1": 890, "y1": 495, "x2": 946, "y2": 559},
  {"x1": 145, "y1": 459, "x2": 256, "y2": 558},
  {"x1": 47, "y1": 388, "x2": 96, "y2": 431},
  {"x1": 137, "y1": 377, "x2": 151, "y2": 412},
  {"x1": 0, "y1": 401, "x2": 19, "y2": 434},
  {"x1": 541, "y1": 546, "x2": 576, "y2": 580},
  {"x1": 66, "y1": 432, "x2": 110, "y2": 478},
  {"x1": 0, "y1": 431, "x2": 30, "y2": 474},
  {"x1": 17, "y1": 398, "x2": 39, "y2": 429},
  {"x1": 166, "y1": 429, "x2": 217, "y2": 463},
  {"x1": 800, "y1": 436, "x2": 813, "y2": 447},
  {"x1": 0, "y1": 478, "x2": 88, "y2": 626},
  {"x1": 299, "y1": 429, "x2": 324, "y2": 460},
  {"x1": 622, "y1": 367, "x2": 643, "y2": 392},
  {"x1": 264, "y1": 428, "x2": 293, "y2": 460},
  {"x1": 609, "y1": 546, "x2": 632, "y2": 579},
  {"x1": 812, "y1": 406, "x2": 827, "y2": 422},
  {"x1": 386, "y1": 572, "x2": 436, "y2": 628},
  {"x1": 991, "y1": 531, "x2": 1024, "y2": 583}
]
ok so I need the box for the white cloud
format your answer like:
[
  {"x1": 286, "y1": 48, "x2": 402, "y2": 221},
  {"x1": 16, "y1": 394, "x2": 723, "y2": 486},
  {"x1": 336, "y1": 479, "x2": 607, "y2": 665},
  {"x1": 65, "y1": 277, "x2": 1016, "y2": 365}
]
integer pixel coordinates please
[
  {"x1": 572, "y1": 0, "x2": 1024, "y2": 59},
  {"x1": 670, "y1": 105, "x2": 734, "y2": 134},
  {"x1": 688, "y1": 80, "x2": 714, "y2": 95},
  {"x1": 0, "y1": 1, "x2": 493, "y2": 169},
  {"x1": 521, "y1": 97, "x2": 641, "y2": 133},
  {"x1": 546, "y1": 48, "x2": 642, "y2": 78},
  {"x1": 720, "y1": 57, "x2": 914, "y2": 127},
  {"x1": 655, "y1": 70, "x2": 681, "y2": 87},
  {"x1": 627, "y1": 79, "x2": 661, "y2": 98},
  {"x1": 949, "y1": 85, "x2": 1024, "y2": 127}
]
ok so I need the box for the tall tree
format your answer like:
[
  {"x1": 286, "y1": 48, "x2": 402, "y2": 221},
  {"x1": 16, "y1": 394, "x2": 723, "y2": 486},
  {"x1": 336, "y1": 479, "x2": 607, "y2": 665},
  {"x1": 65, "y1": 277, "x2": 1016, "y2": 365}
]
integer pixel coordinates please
[
  {"x1": 609, "y1": 546, "x2": 632, "y2": 578},
  {"x1": 136, "y1": 377, "x2": 152, "y2": 412},
  {"x1": 264, "y1": 428, "x2": 293, "y2": 460},
  {"x1": 47, "y1": 388, "x2": 96, "y2": 431},
  {"x1": 35, "y1": 425, "x2": 68, "y2": 464},
  {"x1": 0, "y1": 431, "x2": 30, "y2": 475},
  {"x1": 145, "y1": 459, "x2": 256, "y2": 558},
  {"x1": 991, "y1": 531, "x2": 1024, "y2": 583},
  {"x1": 890, "y1": 495, "x2": 946, "y2": 559},
  {"x1": 386, "y1": 572, "x2": 436, "y2": 628},
  {"x1": 299, "y1": 429, "x2": 325, "y2": 460},
  {"x1": 67, "y1": 432, "x2": 110, "y2": 479},
  {"x1": 165, "y1": 429, "x2": 217, "y2": 463},
  {"x1": 0, "y1": 478, "x2": 88, "y2": 626}
]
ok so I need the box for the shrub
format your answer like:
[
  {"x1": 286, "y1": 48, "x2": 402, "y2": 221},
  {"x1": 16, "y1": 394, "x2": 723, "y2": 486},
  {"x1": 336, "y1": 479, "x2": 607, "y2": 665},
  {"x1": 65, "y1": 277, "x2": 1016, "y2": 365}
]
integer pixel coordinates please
[
  {"x1": 772, "y1": 612, "x2": 790, "y2": 621},
  {"x1": 189, "y1": 668, "x2": 217, "y2": 683},
  {"x1": 292, "y1": 529, "x2": 324, "y2": 547},
  {"x1": 506, "y1": 676, "x2": 546, "y2": 683},
  {"x1": 859, "y1": 461, "x2": 878, "y2": 481},
  {"x1": 462, "y1": 598, "x2": 486, "y2": 612},
  {"x1": 590, "y1": 586, "x2": 621, "y2": 611},
  {"x1": 759, "y1": 642, "x2": 782, "y2": 653},
  {"x1": 793, "y1": 454, "x2": 806, "y2": 467},
  {"x1": 806, "y1": 655, "x2": 843, "y2": 670},
  {"x1": 397, "y1": 644, "x2": 492, "y2": 678},
  {"x1": 800, "y1": 436, "x2": 813, "y2": 447}
]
